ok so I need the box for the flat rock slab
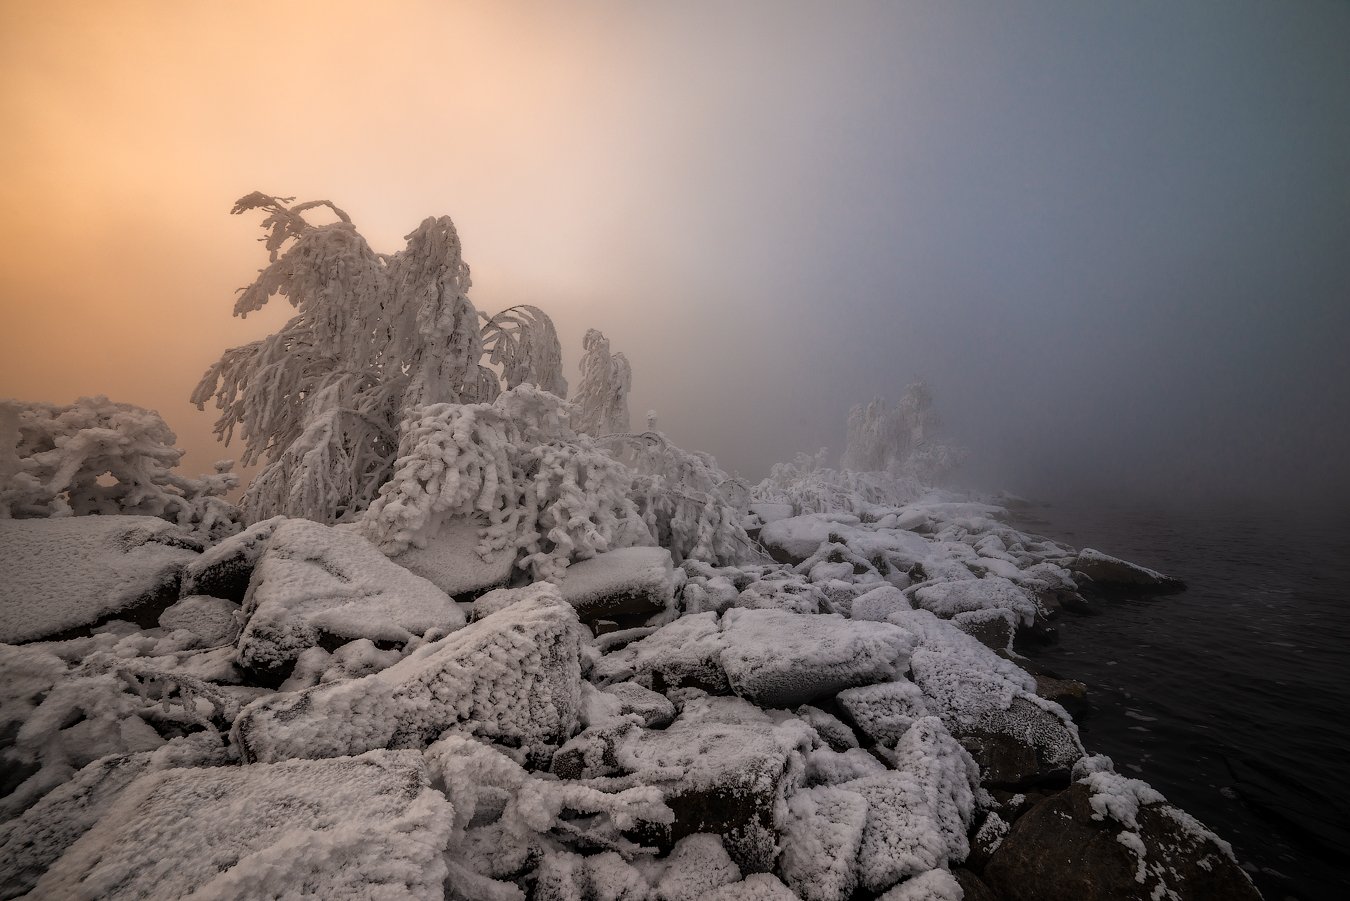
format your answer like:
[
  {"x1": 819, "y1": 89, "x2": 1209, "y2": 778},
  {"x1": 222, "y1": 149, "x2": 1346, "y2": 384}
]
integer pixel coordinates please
[
  {"x1": 178, "y1": 515, "x2": 285, "y2": 603},
  {"x1": 235, "y1": 518, "x2": 464, "y2": 681},
  {"x1": 556, "y1": 546, "x2": 675, "y2": 623},
  {"x1": 719, "y1": 607, "x2": 915, "y2": 708},
  {"x1": 234, "y1": 584, "x2": 584, "y2": 765},
  {"x1": 0, "y1": 516, "x2": 200, "y2": 643},
  {"x1": 1069, "y1": 549, "x2": 1185, "y2": 595},
  {"x1": 390, "y1": 515, "x2": 517, "y2": 598},
  {"x1": 28, "y1": 750, "x2": 454, "y2": 901}
]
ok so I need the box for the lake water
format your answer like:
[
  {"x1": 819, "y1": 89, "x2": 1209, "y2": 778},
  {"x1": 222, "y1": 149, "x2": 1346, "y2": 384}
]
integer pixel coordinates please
[{"x1": 1010, "y1": 503, "x2": 1349, "y2": 901}]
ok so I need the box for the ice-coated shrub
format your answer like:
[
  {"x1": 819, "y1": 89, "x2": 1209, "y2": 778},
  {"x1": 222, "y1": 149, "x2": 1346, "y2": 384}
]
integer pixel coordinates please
[
  {"x1": 0, "y1": 396, "x2": 238, "y2": 539},
  {"x1": 571, "y1": 328, "x2": 631, "y2": 437}
]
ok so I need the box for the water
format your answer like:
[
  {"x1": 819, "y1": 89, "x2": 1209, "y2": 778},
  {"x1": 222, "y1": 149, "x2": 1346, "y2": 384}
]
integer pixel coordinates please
[{"x1": 1010, "y1": 503, "x2": 1350, "y2": 901}]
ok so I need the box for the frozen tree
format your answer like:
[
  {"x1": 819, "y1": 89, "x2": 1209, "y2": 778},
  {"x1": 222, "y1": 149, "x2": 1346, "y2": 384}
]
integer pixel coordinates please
[
  {"x1": 192, "y1": 193, "x2": 511, "y2": 524},
  {"x1": 839, "y1": 381, "x2": 964, "y2": 481},
  {"x1": 571, "y1": 329, "x2": 631, "y2": 437},
  {"x1": 480, "y1": 304, "x2": 568, "y2": 397},
  {"x1": 0, "y1": 397, "x2": 239, "y2": 539},
  {"x1": 752, "y1": 451, "x2": 923, "y2": 514},
  {"x1": 359, "y1": 386, "x2": 650, "y2": 581},
  {"x1": 599, "y1": 430, "x2": 755, "y2": 567}
]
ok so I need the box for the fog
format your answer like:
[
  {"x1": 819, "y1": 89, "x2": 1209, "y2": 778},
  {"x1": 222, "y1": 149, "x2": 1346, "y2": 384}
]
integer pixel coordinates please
[{"x1": 3, "y1": 0, "x2": 1347, "y2": 509}]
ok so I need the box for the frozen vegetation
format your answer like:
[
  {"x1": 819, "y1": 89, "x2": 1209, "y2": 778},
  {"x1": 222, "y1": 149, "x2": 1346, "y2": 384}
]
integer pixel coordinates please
[{"x1": 0, "y1": 197, "x2": 1258, "y2": 900}]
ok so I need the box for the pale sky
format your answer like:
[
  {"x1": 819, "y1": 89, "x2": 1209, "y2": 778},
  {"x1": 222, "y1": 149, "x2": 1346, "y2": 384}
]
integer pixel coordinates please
[{"x1": 3, "y1": 1, "x2": 1347, "y2": 507}]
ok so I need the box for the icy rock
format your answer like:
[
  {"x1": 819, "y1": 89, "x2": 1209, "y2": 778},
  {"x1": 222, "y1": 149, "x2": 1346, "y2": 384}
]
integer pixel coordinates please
[
  {"x1": 734, "y1": 576, "x2": 825, "y2": 614},
  {"x1": 654, "y1": 833, "x2": 742, "y2": 901},
  {"x1": 876, "y1": 868, "x2": 963, "y2": 900},
  {"x1": 534, "y1": 850, "x2": 649, "y2": 901},
  {"x1": 390, "y1": 515, "x2": 517, "y2": 598},
  {"x1": 804, "y1": 747, "x2": 888, "y2": 785},
  {"x1": 704, "y1": 873, "x2": 801, "y2": 900},
  {"x1": 623, "y1": 700, "x2": 812, "y2": 873},
  {"x1": 235, "y1": 518, "x2": 464, "y2": 682},
  {"x1": 837, "y1": 680, "x2": 930, "y2": 747},
  {"x1": 0, "y1": 515, "x2": 200, "y2": 643},
  {"x1": 747, "y1": 502, "x2": 795, "y2": 527},
  {"x1": 850, "y1": 585, "x2": 912, "y2": 622},
  {"x1": 793, "y1": 705, "x2": 859, "y2": 752},
  {"x1": 558, "y1": 546, "x2": 676, "y2": 624},
  {"x1": 889, "y1": 609, "x2": 1082, "y2": 787},
  {"x1": 719, "y1": 608, "x2": 914, "y2": 707},
  {"x1": 1031, "y1": 672, "x2": 1089, "y2": 719},
  {"x1": 592, "y1": 612, "x2": 730, "y2": 694},
  {"x1": 28, "y1": 749, "x2": 454, "y2": 901},
  {"x1": 0, "y1": 736, "x2": 227, "y2": 900},
  {"x1": 950, "y1": 607, "x2": 1017, "y2": 653},
  {"x1": 758, "y1": 514, "x2": 859, "y2": 565},
  {"x1": 157, "y1": 595, "x2": 240, "y2": 647},
  {"x1": 779, "y1": 784, "x2": 868, "y2": 901},
  {"x1": 233, "y1": 583, "x2": 584, "y2": 764},
  {"x1": 603, "y1": 681, "x2": 677, "y2": 728},
  {"x1": 1069, "y1": 549, "x2": 1185, "y2": 595},
  {"x1": 911, "y1": 577, "x2": 1037, "y2": 627},
  {"x1": 842, "y1": 717, "x2": 979, "y2": 893},
  {"x1": 984, "y1": 759, "x2": 1259, "y2": 901},
  {"x1": 680, "y1": 574, "x2": 739, "y2": 615},
  {"x1": 178, "y1": 515, "x2": 285, "y2": 602}
]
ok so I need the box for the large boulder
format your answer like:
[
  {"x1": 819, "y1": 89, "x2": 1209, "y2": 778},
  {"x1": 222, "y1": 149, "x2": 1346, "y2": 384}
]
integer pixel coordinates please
[
  {"x1": 233, "y1": 583, "x2": 585, "y2": 765},
  {"x1": 157, "y1": 595, "x2": 241, "y2": 647},
  {"x1": 984, "y1": 757, "x2": 1260, "y2": 901},
  {"x1": 235, "y1": 518, "x2": 464, "y2": 682},
  {"x1": 836, "y1": 680, "x2": 929, "y2": 747},
  {"x1": 178, "y1": 515, "x2": 285, "y2": 602},
  {"x1": 592, "y1": 612, "x2": 731, "y2": 694},
  {"x1": 622, "y1": 698, "x2": 813, "y2": 873},
  {"x1": 888, "y1": 609, "x2": 1082, "y2": 788},
  {"x1": 557, "y1": 546, "x2": 676, "y2": 624},
  {"x1": 1069, "y1": 549, "x2": 1185, "y2": 595},
  {"x1": 758, "y1": 514, "x2": 860, "y2": 565},
  {"x1": 779, "y1": 784, "x2": 869, "y2": 901},
  {"x1": 911, "y1": 577, "x2": 1037, "y2": 627},
  {"x1": 0, "y1": 515, "x2": 200, "y2": 643},
  {"x1": 28, "y1": 750, "x2": 454, "y2": 900},
  {"x1": 389, "y1": 515, "x2": 517, "y2": 599},
  {"x1": 718, "y1": 608, "x2": 915, "y2": 707}
]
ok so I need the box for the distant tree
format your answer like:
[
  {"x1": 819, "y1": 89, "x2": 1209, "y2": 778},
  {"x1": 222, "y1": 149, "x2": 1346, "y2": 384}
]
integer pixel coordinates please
[
  {"x1": 192, "y1": 193, "x2": 565, "y2": 525},
  {"x1": 840, "y1": 380, "x2": 957, "y2": 478},
  {"x1": 0, "y1": 396, "x2": 239, "y2": 538},
  {"x1": 570, "y1": 329, "x2": 631, "y2": 437}
]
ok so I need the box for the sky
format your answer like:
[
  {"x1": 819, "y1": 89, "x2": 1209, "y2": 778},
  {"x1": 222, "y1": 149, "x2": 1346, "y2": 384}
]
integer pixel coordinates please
[{"x1": 2, "y1": 0, "x2": 1347, "y2": 509}]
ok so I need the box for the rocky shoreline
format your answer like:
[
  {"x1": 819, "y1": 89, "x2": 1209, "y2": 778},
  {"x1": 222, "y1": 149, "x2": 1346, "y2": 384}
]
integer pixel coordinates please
[{"x1": 0, "y1": 491, "x2": 1262, "y2": 900}]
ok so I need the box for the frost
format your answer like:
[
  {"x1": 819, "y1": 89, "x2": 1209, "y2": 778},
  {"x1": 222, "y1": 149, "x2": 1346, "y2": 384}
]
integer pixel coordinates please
[
  {"x1": 653, "y1": 833, "x2": 742, "y2": 900},
  {"x1": 779, "y1": 785, "x2": 869, "y2": 901},
  {"x1": 719, "y1": 608, "x2": 915, "y2": 707},
  {"x1": 0, "y1": 516, "x2": 200, "y2": 644},
  {"x1": 233, "y1": 583, "x2": 585, "y2": 764},
  {"x1": 875, "y1": 868, "x2": 964, "y2": 901},
  {"x1": 911, "y1": 576, "x2": 1038, "y2": 627},
  {"x1": 558, "y1": 546, "x2": 677, "y2": 621},
  {"x1": 572, "y1": 328, "x2": 632, "y2": 437},
  {"x1": 837, "y1": 680, "x2": 930, "y2": 746},
  {"x1": 28, "y1": 749, "x2": 454, "y2": 900},
  {"x1": 0, "y1": 396, "x2": 239, "y2": 540},
  {"x1": 235, "y1": 518, "x2": 463, "y2": 678}
]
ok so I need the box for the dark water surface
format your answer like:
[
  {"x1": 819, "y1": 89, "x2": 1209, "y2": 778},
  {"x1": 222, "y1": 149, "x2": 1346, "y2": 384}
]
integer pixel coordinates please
[{"x1": 1009, "y1": 503, "x2": 1349, "y2": 901}]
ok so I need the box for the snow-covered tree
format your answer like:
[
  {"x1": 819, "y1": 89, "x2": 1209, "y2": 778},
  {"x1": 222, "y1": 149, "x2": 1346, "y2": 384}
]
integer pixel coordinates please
[
  {"x1": 359, "y1": 386, "x2": 650, "y2": 581},
  {"x1": 0, "y1": 396, "x2": 239, "y2": 539},
  {"x1": 571, "y1": 329, "x2": 631, "y2": 437},
  {"x1": 480, "y1": 304, "x2": 568, "y2": 398},
  {"x1": 193, "y1": 193, "x2": 569, "y2": 525},
  {"x1": 839, "y1": 380, "x2": 963, "y2": 480},
  {"x1": 598, "y1": 430, "x2": 755, "y2": 567}
]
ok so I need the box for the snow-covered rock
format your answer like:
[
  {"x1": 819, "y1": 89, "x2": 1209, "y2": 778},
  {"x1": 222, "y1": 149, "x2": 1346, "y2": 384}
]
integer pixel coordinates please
[
  {"x1": 390, "y1": 515, "x2": 517, "y2": 598},
  {"x1": 654, "y1": 833, "x2": 743, "y2": 900},
  {"x1": 178, "y1": 515, "x2": 285, "y2": 602},
  {"x1": 911, "y1": 577, "x2": 1038, "y2": 627},
  {"x1": 758, "y1": 513, "x2": 859, "y2": 564},
  {"x1": 719, "y1": 608, "x2": 915, "y2": 707},
  {"x1": 1069, "y1": 548, "x2": 1185, "y2": 594},
  {"x1": 28, "y1": 749, "x2": 454, "y2": 900},
  {"x1": 837, "y1": 680, "x2": 930, "y2": 747},
  {"x1": 233, "y1": 583, "x2": 584, "y2": 764},
  {"x1": 235, "y1": 518, "x2": 464, "y2": 681},
  {"x1": 984, "y1": 756, "x2": 1259, "y2": 901},
  {"x1": 557, "y1": 545, "x2": 676, "y2": 624},
  {"x1": 157, "y1": 595, "x2": 240, "y2": 647},
  {"x1": 950, "y1": 607, "x2": 1017, "y2": 653},
  {"x1": 851, "y1": 585, "x2": 912, "y2": 622},
  {"x1": 592, "y1": 612, "x2": 730, "y2": 694},
  {"x1": 779, "y1": 784, "x2": 869, "y2": 901},
  {"x1": 0, "y1": 516, "x2": 200, "y2": 643}
]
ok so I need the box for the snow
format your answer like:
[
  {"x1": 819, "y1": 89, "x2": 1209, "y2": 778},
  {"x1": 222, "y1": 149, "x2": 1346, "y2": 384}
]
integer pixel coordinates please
[
  {"x1": 391, "y1": 514, "x2": 517, "y2": 598},
  {"x1": 911, "y1": 576, "x2": 1038, "y2": 626},
  {"x1": 779, "y1": 785, "x2": 869, "y2": 901},
  {"x1": 28, "y1": 749, "x2": 454, "y2": 900},
  {"x1": 157, "y1": 595, "x2": 240, "y2": 647},
  {"x1": 653, "y1": 833, "x2": 742, "y2": 900},
  {"x1": 0, "y1": 515, "x2": 200, "y2": 643},
  {"x1": 836, "y1": 680, "x2": 930, "y2": 746},
  {"x1": 758, "y1": 513, "x2": 860, "y2": 562},
  {"x1": 875, "y1": 868, "x2": 964, "y2": 900},
  {"x1": 235, "y1": 518, "x2": 464, "y2": 678},
  {"x1": 703, "y1": 873, "x2": 801, "y2": 900},
  {"x1": 178, "y1": 515, "x2": 285, "y2": 601},
  {"x1": 233, "y1": 583, "x2": 584, "y2": 764},
  {"x1": 592, "y1": 612, "x2": 730, "y2": 694},
  {"x1": 557, "y1": 546, "x2": 677, "y2": 620},
  {"x1": 850, "y1": 585, "x2": 913, "y2": 622}
]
